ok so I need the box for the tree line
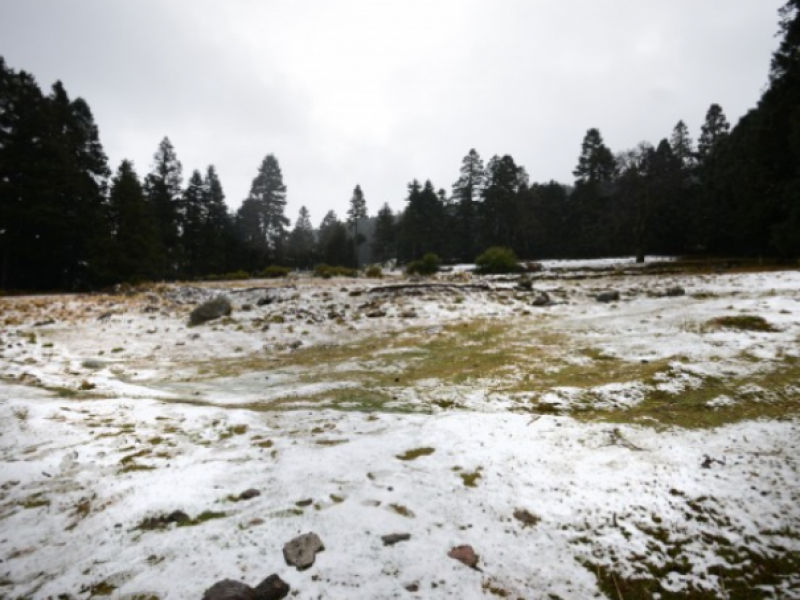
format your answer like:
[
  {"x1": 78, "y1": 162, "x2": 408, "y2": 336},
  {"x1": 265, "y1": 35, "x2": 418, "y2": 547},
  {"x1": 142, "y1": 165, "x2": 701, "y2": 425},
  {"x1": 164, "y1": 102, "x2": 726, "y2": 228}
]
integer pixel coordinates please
[{"x1": 1, "y1": 1, "x2": 798, "y2": 290}]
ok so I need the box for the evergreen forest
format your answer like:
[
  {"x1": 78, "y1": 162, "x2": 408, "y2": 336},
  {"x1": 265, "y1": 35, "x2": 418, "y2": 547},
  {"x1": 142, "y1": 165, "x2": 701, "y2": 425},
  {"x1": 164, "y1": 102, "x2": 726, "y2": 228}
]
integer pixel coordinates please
[{"x1": 1, "y1": 1, "x2": 799, "y2": 291}]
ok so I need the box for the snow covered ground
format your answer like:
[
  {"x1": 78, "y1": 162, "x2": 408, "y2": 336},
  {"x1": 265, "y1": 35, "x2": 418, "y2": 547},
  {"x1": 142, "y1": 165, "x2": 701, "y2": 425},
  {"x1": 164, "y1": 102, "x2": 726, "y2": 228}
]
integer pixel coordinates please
[{"x1": 1, "y1": 260, "x2": 799, "y2": 599}]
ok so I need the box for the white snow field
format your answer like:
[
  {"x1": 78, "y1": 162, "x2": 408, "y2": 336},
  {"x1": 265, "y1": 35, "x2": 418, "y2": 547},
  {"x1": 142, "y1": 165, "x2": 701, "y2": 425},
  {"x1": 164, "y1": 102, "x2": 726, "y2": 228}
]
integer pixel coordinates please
[{"x1": 1, "y1": 259, "x2": 800, "y2": 599}]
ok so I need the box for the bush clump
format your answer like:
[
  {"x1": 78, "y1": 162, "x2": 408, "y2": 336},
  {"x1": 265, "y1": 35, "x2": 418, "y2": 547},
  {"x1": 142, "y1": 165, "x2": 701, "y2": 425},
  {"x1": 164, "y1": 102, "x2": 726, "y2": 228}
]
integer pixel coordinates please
[
  {"x1": 365, "y1": 265, "x2": 383, "y2": 278},
  {"x1": 314, "y1": 264, "x2": 359, "y2": 279},
  {"x1": 475, "y1": 247, "x2": 522, "y2": 274},
  {"x1": 257, "y1": 265, "x2": 291, "y2": 279},
  {"x1": 406, "y1": 253, "x2": 441, "y2": 276}
]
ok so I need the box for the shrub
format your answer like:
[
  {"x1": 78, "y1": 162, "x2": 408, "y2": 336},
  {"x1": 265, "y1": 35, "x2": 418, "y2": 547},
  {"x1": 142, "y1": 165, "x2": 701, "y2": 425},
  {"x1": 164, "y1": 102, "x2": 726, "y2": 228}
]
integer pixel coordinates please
[
  {"x1": 314, "y1": 264, "x2": 359, "y2": 279},
  {"x1": 475, "y1": 247, "x2": 522, "y2": 274},
  {"x1": 257, "y1": 265, "x2": 291, "y2": 279},
  {"x1": 365, "y1": 265, "x2": 383, "y2": 278},
  {"x1": 406, "y1": 253, "x2": 441, "y2": 276}
]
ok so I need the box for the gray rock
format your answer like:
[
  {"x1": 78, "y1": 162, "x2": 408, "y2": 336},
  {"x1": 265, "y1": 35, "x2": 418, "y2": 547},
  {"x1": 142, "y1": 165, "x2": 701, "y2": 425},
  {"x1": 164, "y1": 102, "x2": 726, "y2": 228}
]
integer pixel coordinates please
[
  {"x1": 189, "y1": 296, "x2": 232, "y2": 326},
  {"x1": 253, "y1": 574, "x2": 290, "y2": 600},
  {"x1": 531, "y1": 292, "x2": 552, "y2": 307},
  {"x1": 366, "y1": 309, "x2": 387, "y2": 318},
  {"x1": 82, "y1": 359, "x2": 105, "y2": 370},
  {"x1": 256, "y1": 296, "x2": 274, "y2": 307},
  {"x1": 238, "y1": 488, "x2": 261, "y2": 501},
  {"x1": 596, "y1": 291, "x2": 620, "y2": 303},
  {"x1": 202, "y1": 579, "x2": 255, "y2": 600},
  {"x1": 381, "y1": 533, "x2": 411, "y2": 546},
  {"x1": 283, "y1": 532, "x2": 325, "y2": 570}
]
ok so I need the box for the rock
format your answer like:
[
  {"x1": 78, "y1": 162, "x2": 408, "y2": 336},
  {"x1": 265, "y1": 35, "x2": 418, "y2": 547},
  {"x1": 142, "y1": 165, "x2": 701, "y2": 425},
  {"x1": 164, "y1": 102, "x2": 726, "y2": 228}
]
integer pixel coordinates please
[
  {"x1": 596, "y1": 291, "x2": 620, "y2": 303},
  {"x1": 254, "y1": 574, "x2": 290, "y2": 600},
  {"x1": 448, "y1": 545, "x2": 479, "y2": 570},
  {"x1": 82, "y1": 359, "x2": 105, "y2": 370},
  {"x1": 531, "y1": 292, "x2": 552, "y2": 307},
  {"x1": 405, "y1": 582, "x2": 419, "y2": 592},
  {"x1": 525, "y1": 262, "x2": 544, "y2": 273},
  {"x1": 190, "y1": 296, "x2": 232, "y2": 326},
  {"x1": 664, "y1": 285, "x2": 686, "y2": 297},
  {"x1": 366, "y1": 309, "x2": 387, "y2": 318},
  {"x1": 34, "y1": 319, "x2": 56, "y2": 327},
  {"x1": 238, "y1": 489, "x2": 261, "y2": 501},
  {"x1": 400, "y1": 310, "x2": 418, "y2": 319},
  {"x1": 283, "y1": 532, "x2": 324, "y2": 570},
  {"x1": 241, "y1": 303, "x2": 253, "y2": 312},
  {"x1": 516, "y1": 277, "x2": 533, "y2": 291},
  {"x1": 256, "y1": 296, "x2": 274, "y2": 306},
  {"x1": 381, "y1": 533, "x2": 411, "y2": 546},
  {"x1": 202, "y1": 579, "x2": 255, "y2": 600}
]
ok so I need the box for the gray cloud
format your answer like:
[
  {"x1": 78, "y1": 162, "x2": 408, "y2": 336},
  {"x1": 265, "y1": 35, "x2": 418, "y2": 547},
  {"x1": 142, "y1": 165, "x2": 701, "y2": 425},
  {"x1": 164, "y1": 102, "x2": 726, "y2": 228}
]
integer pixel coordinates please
[{"x1": 0, "y1": 0, "x2": 784, "y2": 226}]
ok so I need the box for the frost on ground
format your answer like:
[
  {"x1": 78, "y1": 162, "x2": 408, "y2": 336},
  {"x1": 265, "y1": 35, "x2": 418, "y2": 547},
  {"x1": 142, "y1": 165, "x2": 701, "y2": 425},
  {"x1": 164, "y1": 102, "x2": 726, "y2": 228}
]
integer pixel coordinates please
[{"x1": 1, "y1": 260, "x2": 800, "y2": 599}]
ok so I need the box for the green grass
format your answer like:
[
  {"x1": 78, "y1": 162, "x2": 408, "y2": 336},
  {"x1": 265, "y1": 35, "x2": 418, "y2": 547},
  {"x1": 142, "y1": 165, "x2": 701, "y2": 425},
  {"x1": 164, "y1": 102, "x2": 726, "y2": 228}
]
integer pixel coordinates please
[
  {"x1": 176, "y1": 510, "x2": 227, "y2": 527},
  {"x1": 707, "y1": 315, "x2": 777, "y2": 332},
  {"x1": 396, "y1": 447, "x2": 435, "y2": 461},
  {"x1": 589, "y1": 356, "x2": 800, "y2": 429}
]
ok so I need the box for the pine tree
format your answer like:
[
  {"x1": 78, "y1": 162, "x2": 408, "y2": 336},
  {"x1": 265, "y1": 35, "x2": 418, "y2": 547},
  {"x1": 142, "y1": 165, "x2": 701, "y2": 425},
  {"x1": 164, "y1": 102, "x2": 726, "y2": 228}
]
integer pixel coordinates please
[
  {"x1": 697, "y1": 104, "x2": 730, "y2": 164},
  {"x1": 181, "y1": 170, "x2": 206, "y2": 277},
  {"x1": 481, "y1": 155, "x2": 527, "y2": 251},
  {"x1": 0, "y1": 59, "x2": 49, "y2": 289},
  {"x1": 144, "y1": 137, "x2": 183, "y2": 278},
  {"x1": 238, "y1": 154, "x2": 289, "y2": 266},
  {"x1": 573, "y1": 128, "x2": 616, "y2": 186},
  {"x1": 288, "y1": 206, "x2": 316, "y2": 269},
  {"x1": 346, "y1": 184, "x2": 367, "y2": 268},
  {"x1": 399, "y1": 180, "x2": 446, "y2": 261},
  {"x1": 200, "y1": 165, "x2": 232, "y2": 275},
  {"x1": 32, "y1": 81, "x2": 110, "y2": 289},
  {"x1": 371, "y1": 203, "x2": 397, "y2": 264},
  {"x1": 317, "y1": 210, "x2": 352, "y2": 266},
  {"x1": 107, "y1": 160, "x2": 159, "y2": 282},
  {"x1": 571, "y1": 129, "x2": 617, "y2": 256},
  {"x1": 452, "y1": 149, "x2": 485, "y2": 262},
  {"x1": 670, "y1": 120, "x2": 695, "y2": 170}
]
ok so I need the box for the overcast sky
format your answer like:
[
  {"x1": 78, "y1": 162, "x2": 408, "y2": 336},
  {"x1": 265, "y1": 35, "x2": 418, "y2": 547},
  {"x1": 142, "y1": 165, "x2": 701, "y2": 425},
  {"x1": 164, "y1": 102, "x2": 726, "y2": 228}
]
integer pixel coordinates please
[{"x1": 0, "y1": 0, "x2": 785, "y2": 225}]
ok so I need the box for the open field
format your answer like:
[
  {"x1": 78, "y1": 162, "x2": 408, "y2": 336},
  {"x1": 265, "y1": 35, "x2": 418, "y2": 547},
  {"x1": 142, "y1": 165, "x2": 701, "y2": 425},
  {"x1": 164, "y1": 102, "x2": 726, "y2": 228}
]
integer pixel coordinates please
[{"x1": 1, "y1": 258, "x2": 800, "y2": 599}]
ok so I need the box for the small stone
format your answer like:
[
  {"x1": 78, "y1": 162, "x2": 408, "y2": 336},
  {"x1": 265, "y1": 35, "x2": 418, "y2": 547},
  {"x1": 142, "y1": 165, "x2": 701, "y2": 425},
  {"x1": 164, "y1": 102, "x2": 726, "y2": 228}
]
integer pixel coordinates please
[
  {"x1": 381, "y1": 533, "x2": 411, "y2": 546},
  {"x1": 295, "y1": 498, "x2": 313, "y2": 507},
  {"x1": 596, "y1": 291, "x2": 620, "y2": 303},
  {"x1": 202, "y1": 579, "x2": 255, "y2": 600},
  {"x1": 283, "y1": 532, "x2": 325, "y2": 570},
  {"x1": 241, "y1": 304, "x2": 253, "y2": 312},
  {"x1": 404, "y1": 582, "x2": 419, "y2": 592},
  {"x1": 531, "y1": 292, "x2": 551, "y2": 307},
  {"x1": 239, "y1": 489, "x2": 261, "y2": 501},
  {"x1": 400, "y1": 310, "x2": 418, "y2": 319},
  {"x1": 253, "y1": 574, "x2": 290, "y2": 600},
  {"x1": 366, "y1": 309, "x2": 387, "y2": 318},
  {"x1": 448, "y1": 545, "x2": 479, "y2": 570}
]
